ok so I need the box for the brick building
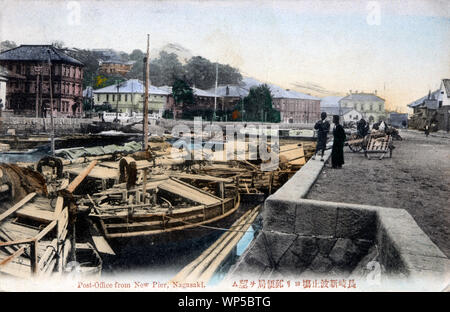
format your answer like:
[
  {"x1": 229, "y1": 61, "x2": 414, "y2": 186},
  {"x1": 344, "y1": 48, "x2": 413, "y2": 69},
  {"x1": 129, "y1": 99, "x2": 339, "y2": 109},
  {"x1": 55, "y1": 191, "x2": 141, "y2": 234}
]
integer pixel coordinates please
[{"x1": 0, "y1": 45, "x2": 84, "y2": 117}]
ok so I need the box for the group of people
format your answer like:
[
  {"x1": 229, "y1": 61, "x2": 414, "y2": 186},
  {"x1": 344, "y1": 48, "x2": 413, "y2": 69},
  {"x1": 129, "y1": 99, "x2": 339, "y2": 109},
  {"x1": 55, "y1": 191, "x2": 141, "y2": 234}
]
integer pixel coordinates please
[{"x1": 312, "y1": 112, "x2": 346, "y2": 169}]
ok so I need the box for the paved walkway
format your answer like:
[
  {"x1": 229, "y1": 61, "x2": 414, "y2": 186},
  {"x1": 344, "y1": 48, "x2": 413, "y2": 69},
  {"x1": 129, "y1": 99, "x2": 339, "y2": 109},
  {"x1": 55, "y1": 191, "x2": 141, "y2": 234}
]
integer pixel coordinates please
[{"x1": 307, "y1": 130, "x2": 450, "y2": 257}]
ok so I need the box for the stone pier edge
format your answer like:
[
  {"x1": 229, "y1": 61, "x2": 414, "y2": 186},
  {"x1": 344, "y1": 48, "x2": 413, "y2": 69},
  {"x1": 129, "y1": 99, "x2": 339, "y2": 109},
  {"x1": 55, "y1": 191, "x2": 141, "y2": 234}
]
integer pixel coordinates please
[{"x1": 230, "y1": 148, "x2": 449, "y2": 285}]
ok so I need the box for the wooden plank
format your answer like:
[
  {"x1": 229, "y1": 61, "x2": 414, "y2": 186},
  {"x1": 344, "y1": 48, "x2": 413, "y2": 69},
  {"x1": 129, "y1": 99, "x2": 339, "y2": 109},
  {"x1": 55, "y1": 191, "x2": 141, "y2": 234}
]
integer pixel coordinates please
[
  {"x1": 57, "y1": 208, "x2": 69, "y2": 241},
  {"x1": 34, "y1": 220, "x2": 57, "y2": 242},
  {"x1": 168, "y1": 172, "x2": 233, "y2": 183},
  {"x1": 16, "y1": 207, "x2": 54, "y2": 223},
  {"x1": 0, "y1": 246, "x2": 26, "y2": 266},
  {"x1": 66, "y1": 160, "x2": 98, "y2": 193},
  {"x1": 92, "y1": 235, "x2": 115, "y2": 255},
  {"x1": 0, "y1": 193, "x2": 37, "y2": 223},
  {"x1": 158, "y1": 179, "x2": 221, "y2": 206},
  {"x1": 53, "y1": 196, "x2": 64, "y2": 219},
  {"x1": 1, "y1": 222, "x2": 40, "y2": 239}
]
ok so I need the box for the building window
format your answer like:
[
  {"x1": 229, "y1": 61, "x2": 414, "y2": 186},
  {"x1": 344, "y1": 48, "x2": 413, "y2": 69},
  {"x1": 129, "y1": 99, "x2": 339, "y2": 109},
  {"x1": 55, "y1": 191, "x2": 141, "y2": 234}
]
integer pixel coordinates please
[
  {"x1": 118, "y1": 94, "x2": 121, "y2": 101},
  {"x1": 112, "y1": 94, "x2": 115, "y2": 101},
  {"x1": 125, "y1": 94, "x2": 128, "y2": 102},
  {"x1": 106, "y1": 94, "x2": 109, "y2": 102},
  {"x1": 97, "y1": 94, "x2": 100, "y2": 102},
  {"x1": 379, "y1": 104, "x2": 382, "y2": 111}
]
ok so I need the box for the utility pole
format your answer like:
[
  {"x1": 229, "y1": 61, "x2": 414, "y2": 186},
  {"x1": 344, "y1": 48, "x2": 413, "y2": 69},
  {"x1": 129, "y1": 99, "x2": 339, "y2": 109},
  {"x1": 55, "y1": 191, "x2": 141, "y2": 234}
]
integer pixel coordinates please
[
  {"x1": 115, "y1": 81, "x2": 120, "y2": 122},
  {"x1": 34, "y1": 65, "x2": 42, "y2": 118},
  {"x1": 143, "y1": 34, "x2": 150, "y2": 150},
  {"x1": 213, "y1": 62, "x2": 218, "y2": 122},
  {"x1": 47, "y1": 50, "x2": 55, "y2": 156}
]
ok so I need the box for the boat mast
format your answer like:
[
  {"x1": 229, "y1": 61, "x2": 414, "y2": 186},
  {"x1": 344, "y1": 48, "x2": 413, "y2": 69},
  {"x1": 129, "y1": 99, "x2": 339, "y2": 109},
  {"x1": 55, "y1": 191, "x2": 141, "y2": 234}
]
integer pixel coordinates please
[
  {"x1": 213, "y1": 62, "x2": 218, "y2": 121},
  {"x1": 46, "y1": 49, "x2": 55, "y2": 156},
  {"x1": 143, "y1": 34, "x2": 150, "y2": 150}
]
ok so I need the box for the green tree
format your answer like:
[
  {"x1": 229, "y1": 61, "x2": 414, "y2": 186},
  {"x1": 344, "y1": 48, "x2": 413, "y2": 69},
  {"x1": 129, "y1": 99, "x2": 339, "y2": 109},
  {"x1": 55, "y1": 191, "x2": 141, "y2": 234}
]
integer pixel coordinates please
[
  {"x1": 184, "y1": 57, "x2": 242, "y2": 90},
  {"x1": 243, "y1": 84, "x2": 280, "y2": 122},
  {"x1": 151, "y1": 51, "x2": 184, "y2": 86},
  {"x1": 172, "y1": 78, "x2": 195, "y2": 112}
]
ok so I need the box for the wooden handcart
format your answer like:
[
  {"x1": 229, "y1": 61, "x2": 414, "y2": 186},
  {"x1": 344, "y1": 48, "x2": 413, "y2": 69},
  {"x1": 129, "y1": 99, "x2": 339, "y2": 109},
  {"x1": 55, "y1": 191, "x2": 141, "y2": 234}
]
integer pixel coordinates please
[{"x1": 364, "y1": 134, "x2": 393, "y2": 160}]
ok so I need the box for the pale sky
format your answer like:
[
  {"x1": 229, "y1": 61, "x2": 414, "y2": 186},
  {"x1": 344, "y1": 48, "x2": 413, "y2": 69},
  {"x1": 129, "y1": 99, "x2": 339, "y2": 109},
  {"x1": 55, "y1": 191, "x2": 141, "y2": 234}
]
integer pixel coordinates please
[{"x1": 1, "y1": 0, "x2": 449, "y2": 112}]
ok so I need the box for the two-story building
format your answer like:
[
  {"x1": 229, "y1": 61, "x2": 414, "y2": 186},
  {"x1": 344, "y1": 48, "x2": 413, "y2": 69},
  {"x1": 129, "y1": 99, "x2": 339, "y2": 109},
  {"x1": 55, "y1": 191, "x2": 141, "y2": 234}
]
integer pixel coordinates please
[
  {"x1": 0, "y1": 45, "x2": 84, "y2": 117},
  {"x1": 338, "y1": 91, "x2": 386, "y2": 123},
  {"x1": 160, "y1": 85, "x2": 218, "y2": 119},
  {"x1": 93, "y1": 79, "x2": 169, "y2": 115},
  {"x1": 207, "y1": 77, "x2": 321, "y2": 123}
]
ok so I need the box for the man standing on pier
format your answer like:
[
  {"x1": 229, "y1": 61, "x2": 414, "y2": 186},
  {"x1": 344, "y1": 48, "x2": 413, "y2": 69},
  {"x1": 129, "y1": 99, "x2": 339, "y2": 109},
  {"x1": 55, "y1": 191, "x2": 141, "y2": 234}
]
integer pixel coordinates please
[
  {"x1": 312, "y1": 112, "x2": 330, "y2": 161},
  {"x1": 331, "y1": 115, "x2": 346, "y2": 169}
]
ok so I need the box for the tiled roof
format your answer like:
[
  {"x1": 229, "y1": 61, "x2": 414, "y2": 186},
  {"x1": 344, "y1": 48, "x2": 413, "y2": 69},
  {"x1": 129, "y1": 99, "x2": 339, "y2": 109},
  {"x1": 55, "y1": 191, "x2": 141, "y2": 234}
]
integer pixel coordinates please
[
  {"x1": 320, "y1": 96, "x2": 343, "y2": 107},
  {"x1": 321, "y1": 106, "x2": 355, "y2": 116},
  {"x1": 159, "y1": 85, "x2": 216, "y2": 97},
  {"x1": 407, "y1": 89, "x2": 440, "y2": 108},
  {"x1": 339, "y1": 93, "x2": 385, "y2": 102},
  {"x1": 93, "y1": 79, "x2": 169, "y2": 95},
  {"x1": 0, "y1": 45, "x2": 83, "y2": 66},
  {"x1": 207, "y1": 77, "x2": 321, "y2": 100}
]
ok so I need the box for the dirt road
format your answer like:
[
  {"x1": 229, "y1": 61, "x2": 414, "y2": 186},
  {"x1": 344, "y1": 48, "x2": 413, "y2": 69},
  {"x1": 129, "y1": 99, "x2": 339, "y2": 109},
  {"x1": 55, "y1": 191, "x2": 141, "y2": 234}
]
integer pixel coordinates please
[{"x1": 307, "y1": 130, "x2": 450, "y2": 257}]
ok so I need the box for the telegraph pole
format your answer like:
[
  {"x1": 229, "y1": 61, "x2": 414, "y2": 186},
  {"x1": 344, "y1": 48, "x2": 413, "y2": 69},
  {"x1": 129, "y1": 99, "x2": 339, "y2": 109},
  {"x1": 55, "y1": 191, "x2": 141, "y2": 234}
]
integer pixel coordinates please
[
  {"x1": 213, "y1": 62, "x2": 218, "y2": 121},
  {"x1": 143, "y1": 34, "x2": 150, "y2": 150},
  {"x1": 47, "y1": 50, "x2": 55, "y2": 156},
  {"x1": 115, "y1": 81, "x2": 120, "y2": 122}
]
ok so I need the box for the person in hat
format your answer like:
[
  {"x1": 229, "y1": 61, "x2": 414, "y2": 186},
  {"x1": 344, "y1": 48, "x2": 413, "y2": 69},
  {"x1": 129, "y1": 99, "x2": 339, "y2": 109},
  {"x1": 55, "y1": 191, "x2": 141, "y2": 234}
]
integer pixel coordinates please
[
  {"x1": 331, "y1": 115, "x2": 346, "y2": 169},
  {"x1": 312, "y1": 112, "x2": 330, "y2": 161}
]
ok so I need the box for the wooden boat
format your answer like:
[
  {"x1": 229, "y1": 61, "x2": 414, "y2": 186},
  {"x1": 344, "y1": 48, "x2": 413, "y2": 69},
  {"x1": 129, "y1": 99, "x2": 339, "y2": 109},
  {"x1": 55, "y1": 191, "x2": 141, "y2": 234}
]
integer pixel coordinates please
[
  {"x1": 86, "y1": 174, "x2": 240, "y2": 242},
  {"x1": 0, "y1": 193, "x2": 71, "y2": 278}
]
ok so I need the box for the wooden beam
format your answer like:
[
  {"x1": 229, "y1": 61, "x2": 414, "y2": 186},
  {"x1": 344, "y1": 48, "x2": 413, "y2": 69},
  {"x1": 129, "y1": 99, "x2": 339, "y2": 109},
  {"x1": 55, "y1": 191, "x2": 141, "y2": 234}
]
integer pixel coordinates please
[
  {"x1": 30, "y1": 240, "x2": 38, "y2": 275},
  {"x1": 0, "y1": 193, "x2": 37, "y2": 223},
  {"x1": 66, "y1": 160, "x2": 98, "y2": 193},
  {"x1": 0, "y1": 246, "x2": 26, "y2": 266}
]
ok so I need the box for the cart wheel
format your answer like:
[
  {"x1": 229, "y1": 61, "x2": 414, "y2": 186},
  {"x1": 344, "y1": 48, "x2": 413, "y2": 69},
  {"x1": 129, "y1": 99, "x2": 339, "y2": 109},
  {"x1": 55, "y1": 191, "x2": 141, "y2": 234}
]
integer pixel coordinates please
[{"x1": 349, "y1": 143, "x2": 362, "y2": 153}]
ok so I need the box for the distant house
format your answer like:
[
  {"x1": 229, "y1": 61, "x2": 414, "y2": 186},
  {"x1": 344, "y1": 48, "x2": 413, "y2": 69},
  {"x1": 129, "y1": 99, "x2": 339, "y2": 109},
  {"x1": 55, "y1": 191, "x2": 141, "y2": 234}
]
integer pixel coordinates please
[
  {"x1": 407, "y1": 89, "x2": 440, "y2": 114},
  {"x1": 93, "y1": 79, "x2": 169, "y2": 115},
  {"x1": 338, "y1": 91, "x2": 386, "y2": 123},
  {"x1": 99, "y1": 59, "x2": 134, "y2": 76},
  {"x1": 161, "y1": 85, "x2": 217, "y2": 119},
  {"x1": 0, "y1": 66, "x2": 23, "y2": 112},
  {"x1": 321, "y1": 106, "x2": 363, "y2": 124},
  {"x1": 0, "y1": 45, "x2": 84, "y2": 117},
  {"x1": 320, "y1": 96, "x2": 343, "y2": 109},
  {"x1": 205, "y1": 84, "x2": 249, "y2": 113},
  {"x1": 207, "y1": 77, "x2": 321, "y2": 123},
  {"x1": 388, "y1": 113, "x2": 408, "y2": 128},
  {"x1": 408, "y1": 80, "x2": 450, "y2": 132}
]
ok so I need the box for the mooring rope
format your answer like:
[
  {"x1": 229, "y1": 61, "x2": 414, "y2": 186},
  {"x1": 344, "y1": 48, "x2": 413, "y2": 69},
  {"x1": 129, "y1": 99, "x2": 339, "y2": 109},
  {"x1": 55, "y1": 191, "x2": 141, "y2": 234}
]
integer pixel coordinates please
[{"x1": 164, "y1": 212, "x2": 259, "y2": 233}]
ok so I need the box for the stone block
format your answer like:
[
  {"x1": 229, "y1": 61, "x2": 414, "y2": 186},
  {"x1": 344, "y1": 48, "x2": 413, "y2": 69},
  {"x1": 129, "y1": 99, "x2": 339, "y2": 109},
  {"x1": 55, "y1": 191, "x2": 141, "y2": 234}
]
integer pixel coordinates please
[
  {"x1": 329, "y1": 238, "x2": 361, "y2": 271},
  {"x1": 277, "y1": 236, "x2": 318, "y2": 277},
  {"x1": 308, "y1": 254, "x2": 334, "y2": 274},
  {"x1": 295, "y1": 203, "x2": 337, "y2": 236},
  {"x1": 317, "y1": 237, "x2": 337, "y2": 255},
  {"x1": 262, "y1": 231, "x2": 297, "y2": 265},
  {"x1": 336, "y1": 207, "x2": 376, "y2": 240},
  {"x1": 263, "y1": 199, "x2": 296, "y2": 234}
]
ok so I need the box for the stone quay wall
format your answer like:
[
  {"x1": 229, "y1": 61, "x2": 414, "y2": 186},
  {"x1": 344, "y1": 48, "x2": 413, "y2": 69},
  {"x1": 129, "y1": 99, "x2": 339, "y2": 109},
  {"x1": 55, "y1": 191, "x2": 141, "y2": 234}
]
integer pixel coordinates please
[
  {"x1": 0, "y1": 117, "x2": 94, "y2": 135},
  {"x1": 227, "y1": 150, "x2": 449, "y2": 291}
]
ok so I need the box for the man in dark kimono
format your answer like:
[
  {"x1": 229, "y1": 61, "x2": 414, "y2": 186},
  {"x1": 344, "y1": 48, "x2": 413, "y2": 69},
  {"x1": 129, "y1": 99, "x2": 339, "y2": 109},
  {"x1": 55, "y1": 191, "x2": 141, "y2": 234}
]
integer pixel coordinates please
[
  {"x1": 331, "y1": 115, "x2": 346, "y2": 169},
  {"x1": 312, "y1": 112, "x2": 330, "y2": 161},
  {"x1": 357, "y1": 118, "x2": 369, "y2": 137}
]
